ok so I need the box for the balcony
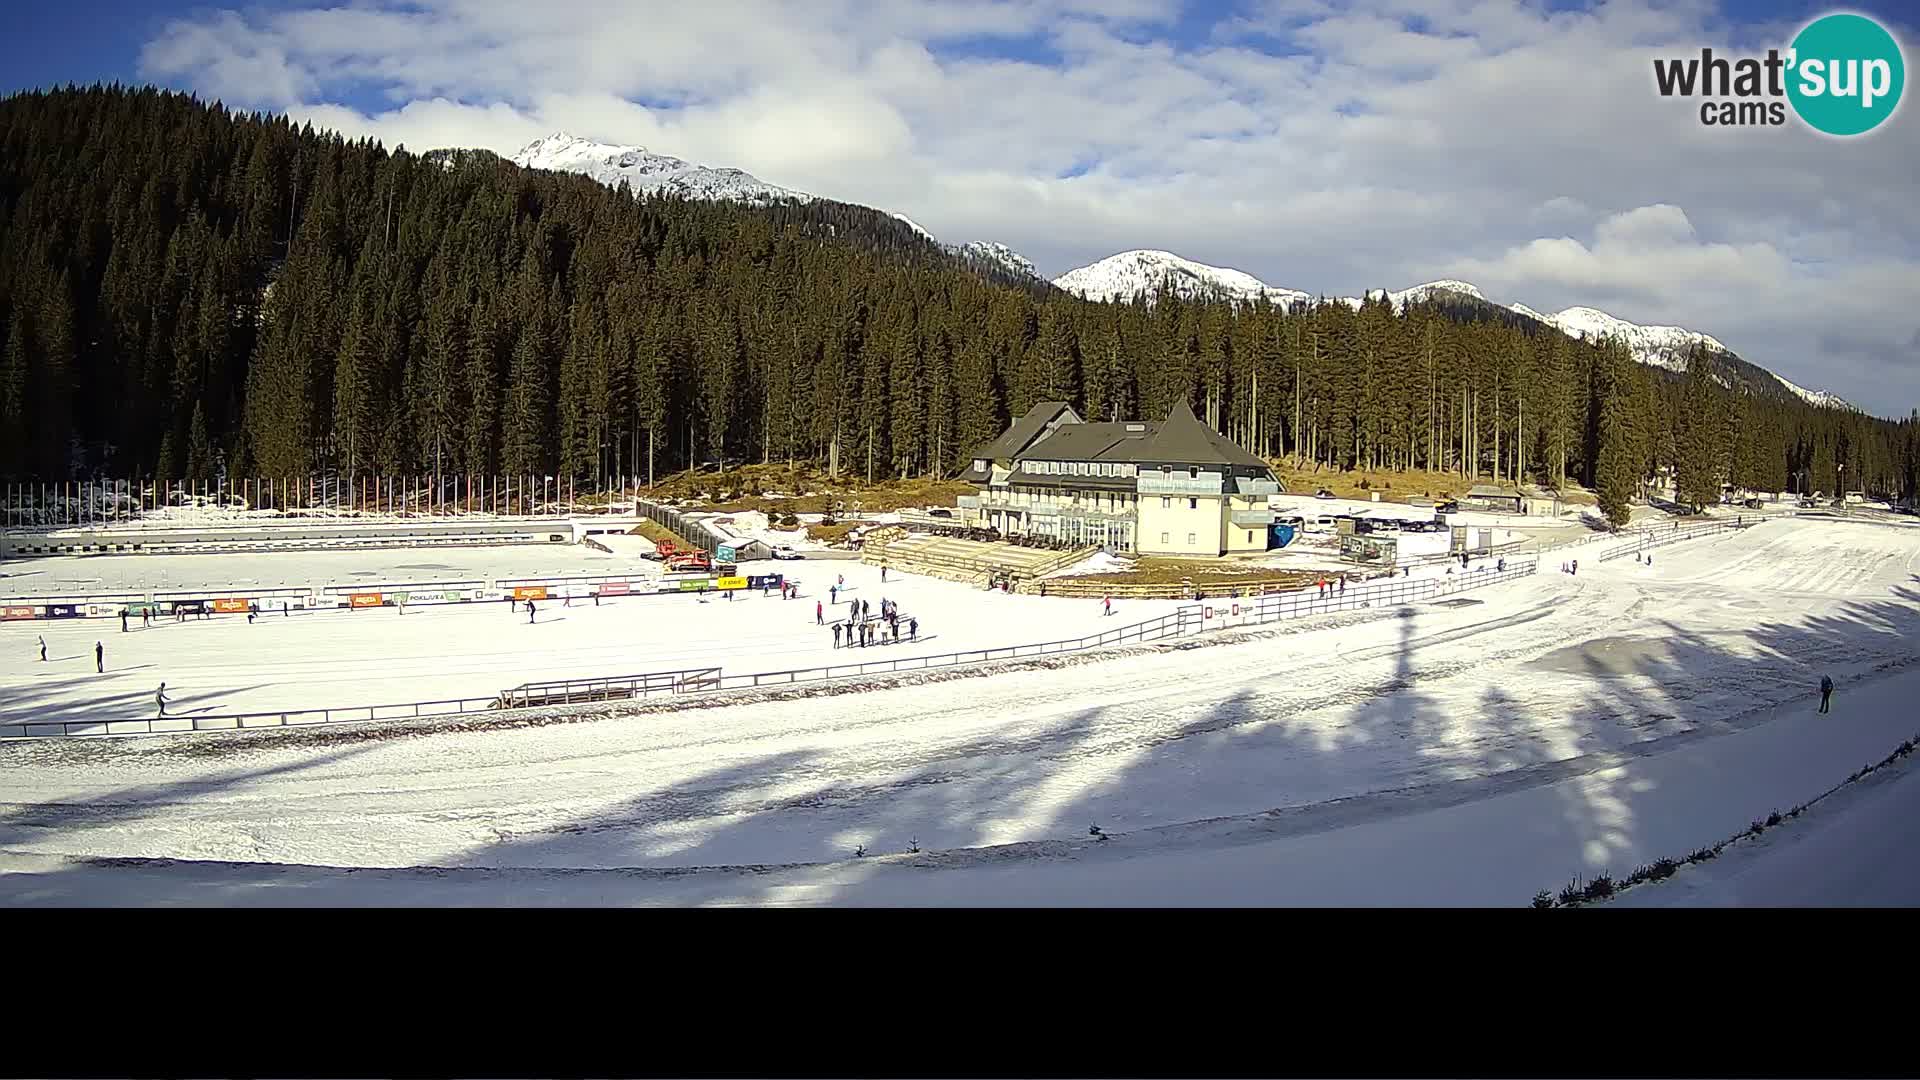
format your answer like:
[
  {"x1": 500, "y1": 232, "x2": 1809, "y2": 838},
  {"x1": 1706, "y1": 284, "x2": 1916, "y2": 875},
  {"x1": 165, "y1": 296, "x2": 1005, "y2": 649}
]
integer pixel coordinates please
[
  {"x1": 1136, "y1": 471, "x2": 1224, "y2": 496},
  {"x1": 1231, "y1": 510, "x2": 1276, "y2": 527},
  {"x1": 955, "y1": 495, "x2": 981, "y2": 510},
  {"x1": 1235, "y1": 478, "x2": 1281, "y2": 496}
]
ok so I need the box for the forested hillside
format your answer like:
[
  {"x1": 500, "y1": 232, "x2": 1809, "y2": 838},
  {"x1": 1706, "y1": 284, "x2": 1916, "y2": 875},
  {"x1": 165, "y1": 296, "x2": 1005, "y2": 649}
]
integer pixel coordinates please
[{"x1": 2, "y1": 85, "x2": 1914, "y2": 517}]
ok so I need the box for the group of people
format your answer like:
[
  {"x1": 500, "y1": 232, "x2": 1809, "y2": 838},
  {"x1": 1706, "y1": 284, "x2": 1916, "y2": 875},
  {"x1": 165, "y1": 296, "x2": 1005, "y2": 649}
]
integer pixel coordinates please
[
  {"x1": 832, "y1": 595, "x2": 917, "y2": 648},
  {"x1": 1558, "y1": 559, "x2": 1579, "y2": 575}
]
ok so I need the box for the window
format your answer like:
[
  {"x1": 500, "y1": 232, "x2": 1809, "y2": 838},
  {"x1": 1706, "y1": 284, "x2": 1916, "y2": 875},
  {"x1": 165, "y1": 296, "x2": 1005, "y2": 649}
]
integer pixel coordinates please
[
  {"x1": 1161, "y1": 497, "x2": 1171, "y2": 509},
  {"x1": 1187, "y1": 532, "x2": 1197, "y2": 546},
  {"x1": 1189, "y1": 466, "x2": 1199, "y2": 479},
  {"x1": 1188, "y1": 498, "x2": 1197, "y2": 510},
  {"x1": 1160, "y1": 532, "x2": 1170, "y2": 544}
]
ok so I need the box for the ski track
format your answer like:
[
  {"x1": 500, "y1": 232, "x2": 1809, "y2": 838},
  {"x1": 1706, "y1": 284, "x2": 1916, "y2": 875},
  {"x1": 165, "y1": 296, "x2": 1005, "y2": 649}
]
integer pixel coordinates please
[{"x1": 2, "y1": 518, "x2": 1917, "y2": 890}]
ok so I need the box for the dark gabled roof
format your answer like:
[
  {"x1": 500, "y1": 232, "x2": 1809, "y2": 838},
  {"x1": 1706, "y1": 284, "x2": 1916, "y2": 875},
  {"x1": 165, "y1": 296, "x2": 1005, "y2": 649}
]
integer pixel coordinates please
[
  {"x1": 1018, "y1": 421, "x2": 1160, "y2": 463},
  {"x1": 1466, "y1": 483, "x2": 1522, "y2": 498},
  {"x1": 1142, "y1": 400, "x2": 1273, "y2": 470},
  {"x1": 972, "y1": 401, "x2": 1078, "y2": 461}
]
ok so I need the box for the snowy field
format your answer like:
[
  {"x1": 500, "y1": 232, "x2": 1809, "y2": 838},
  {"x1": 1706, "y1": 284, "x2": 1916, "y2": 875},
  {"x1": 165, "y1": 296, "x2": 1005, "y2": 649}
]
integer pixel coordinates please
[
  {"x1": 2, "y1": 517, "x2": 1917, "y2": 905},
  {"x1": 0, "y1": 549, "x2": 1189, "y2": 723}
]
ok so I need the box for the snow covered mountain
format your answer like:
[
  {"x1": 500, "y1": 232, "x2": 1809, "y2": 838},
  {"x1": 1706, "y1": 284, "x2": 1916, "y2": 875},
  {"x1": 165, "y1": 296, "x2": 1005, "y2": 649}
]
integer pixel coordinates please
[
  {"x1": 1054, "y1": 249, "x2": 1311, "y2": 306},
  {"x1": 510, "y1": 133, "x2": 814, "y2": 206},
  {"x1": 1052, "y1": 249, "x2": 1855, "y2": 411},
  {"x1": 503, "y1": 133, "x2": 1043, "y2": 281},
  {"x1": 956, "y1": 241, "x2": 1040, "y2": 280}
]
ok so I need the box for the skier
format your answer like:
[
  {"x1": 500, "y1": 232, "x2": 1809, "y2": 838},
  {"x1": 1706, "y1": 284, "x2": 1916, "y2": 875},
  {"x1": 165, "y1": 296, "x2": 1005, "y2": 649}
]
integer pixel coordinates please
[
  {"x1": 830, "y1": 584, "x2": 838, "y2": 606},
  {"x1": 1819, "y1": 674, "x2": 1834, "y2": 714},
  {"x1": 95, "y1": 641, "x2": 103, "y2": 673},
  {"x1": 833, "y1": 623, "x2": 843, "y2": 648},
  {"x1": 155, "y1": 683, "x2": 169, "y2": 717},
  {"x1": 527, "y1": 599, "x2": 537, "y2": 625},
  {"x1": 38, "y1": 636, "x2": 46, "y2": 662},
  {"x1": 816, "y1": 600, "x2": 824, "y2": 626},
  {"x1": 120, "y1": 610, "x2": 128, "y2": 633},
  {"x1": 1103, "y1": 596, "x2": 1112, "y2": 617},
  {"x1": 908, "y1": 617, "x2": 918, "y2": 641}
]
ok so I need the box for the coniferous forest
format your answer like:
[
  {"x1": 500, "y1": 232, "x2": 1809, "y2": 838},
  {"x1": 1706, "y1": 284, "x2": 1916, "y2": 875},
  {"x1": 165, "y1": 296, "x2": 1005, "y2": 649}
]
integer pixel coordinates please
[{"x1": 2, "y1": 86, "x2": 1916, "y2": 527}]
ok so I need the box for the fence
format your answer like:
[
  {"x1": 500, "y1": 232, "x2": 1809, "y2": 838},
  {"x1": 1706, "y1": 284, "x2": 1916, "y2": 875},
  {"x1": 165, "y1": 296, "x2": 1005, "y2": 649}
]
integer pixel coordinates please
[
  {"x1": 1596, "y1": 517, "x2": 1752, "y2": 562},
  {"x1": 496, "y1": 667, "x2": 722, "y2": 708},
  {"x1": 2, "y1": 694, "x2": 506, "y2": 739},
  {"x1": 632, "y1": 498, "x2": 725, "y2": 555}
]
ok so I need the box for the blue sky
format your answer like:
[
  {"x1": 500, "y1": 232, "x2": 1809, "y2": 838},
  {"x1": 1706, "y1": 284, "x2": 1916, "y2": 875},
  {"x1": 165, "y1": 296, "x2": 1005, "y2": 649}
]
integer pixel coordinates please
[{"x1": 7, "y1": 0, "x2": 1919, "y2": 413}]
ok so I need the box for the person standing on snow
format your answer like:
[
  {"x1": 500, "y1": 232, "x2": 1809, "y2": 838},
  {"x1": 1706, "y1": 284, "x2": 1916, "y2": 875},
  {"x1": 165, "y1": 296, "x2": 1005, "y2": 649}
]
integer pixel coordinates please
[
  {"x1": 95, "y1": 641, "x2": 104, "y2": 673},
  {"x1": 833, "y1": 623, "x2": 843, "y2": 648},
  {"x1": 1103, "y1": 596, "x2": 1112, "y2": 617},
  {"x1": 155, "y1": 683, "x2": 170, "y2": 717},
  {"x1": 527, "y1": 599, "x2": 537, "y2": 625},
  {"x1": 38, "y1": 636, "x2": 46, "y2": 662},
  {"x1": 816, "y1": 600, "x2": 824, "y2": 625},
  {"x1": 830, "y1": 584, "x2": 838, "y2": 606},
  {"x1": 120, "y1": 610, "x2": 129, "y2": 633},
  {"x1": 908, "y1": 617, "x2": 918, "y2": 641},
  {"x1": 1819, "y1": 675, "x2": 1834, "y2": 714}
]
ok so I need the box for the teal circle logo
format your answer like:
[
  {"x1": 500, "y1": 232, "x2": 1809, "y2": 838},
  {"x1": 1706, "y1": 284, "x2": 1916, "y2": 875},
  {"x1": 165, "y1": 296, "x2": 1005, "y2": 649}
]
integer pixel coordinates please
[{"x1": 1787, "y1": 13, "x2": 1905, "y2": 136}]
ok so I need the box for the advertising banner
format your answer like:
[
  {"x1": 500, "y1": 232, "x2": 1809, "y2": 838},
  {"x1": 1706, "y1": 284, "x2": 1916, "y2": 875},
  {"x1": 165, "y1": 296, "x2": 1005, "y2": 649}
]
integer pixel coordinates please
[
  {"x1": 173, "y1": 600, "x2": 206, "y2": 615},
  {"x1": 512, "y1": 586, "x2": 548, "y2": 601},
  {"x1": 598, "y1": 581, "x2": 630, "y2": 597},
  {"x1": 677, "y1": 579, "x2": 710, "y2": 592},
  {"x1": 45, "y1": 604, "x2": 80, "y2": 618},
  {"x1": 349, "y1": 593, "x2": 384, "y2": 608},
  {"x1": 2, "y1": 606, "x2": 36, "y2": 620},
  {"x1": 716, "y1": 545, "x2": 737, "y2": 563},
  {"x1": 212, "y1": 598, "x2": 251, "y2": 613},
  {"x1": 746, "y1": 574, "x2": 785, "y2": 590},
  {"x1": 716, "y1": 576, "x2": 748, "y2": 590}
]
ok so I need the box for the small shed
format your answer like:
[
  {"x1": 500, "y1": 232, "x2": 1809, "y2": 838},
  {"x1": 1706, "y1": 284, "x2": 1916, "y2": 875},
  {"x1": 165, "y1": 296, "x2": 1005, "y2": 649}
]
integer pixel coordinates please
[{"x1": 1462, "y1": 484, "x2": 1523, "y2": 514}]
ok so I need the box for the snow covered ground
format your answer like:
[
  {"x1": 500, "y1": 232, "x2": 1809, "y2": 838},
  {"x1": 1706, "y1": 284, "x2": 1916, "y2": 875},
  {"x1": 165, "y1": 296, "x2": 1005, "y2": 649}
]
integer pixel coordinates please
[
  {"x1": 1, "y1": 517, "x2": 1916, "y2": 905},
  {"x1": 1, "y1": 552, "x2": 1189, "y2": 723}
]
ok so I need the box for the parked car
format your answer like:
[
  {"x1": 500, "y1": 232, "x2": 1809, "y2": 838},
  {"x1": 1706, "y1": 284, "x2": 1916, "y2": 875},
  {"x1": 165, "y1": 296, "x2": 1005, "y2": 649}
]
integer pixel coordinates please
[
  {"x1": 1315, "y1": 488, "x2": 1336, "y2": 499},
  {"x1": 928, "y1": 508, "x2": 954, "y2": 518},
  {"x1": 770, "y1": 545, "x2": 801, "y2": 560},
  {"x1": 1436, "y1": 500, "x2": 1460, "y2": 514},
  {"x1": 1742, "y1": 498, "x2": 1764, "y2": 509}
]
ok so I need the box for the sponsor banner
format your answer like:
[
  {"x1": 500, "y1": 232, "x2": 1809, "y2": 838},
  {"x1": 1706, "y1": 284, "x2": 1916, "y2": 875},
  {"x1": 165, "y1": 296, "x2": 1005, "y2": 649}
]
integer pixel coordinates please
[
  {"x1": 716, "y1": 576, "x2": 748, "y2": 590},
  {"x1": 88, "y1": 605, "x2": 117, "y2": 617},
  {"x1": 716, "y1": 544, "x2": 737, "y2": 563},
  {"x1": 349, "y1": 593, "x2": 384, "y2": 608},
  {"x1": 2, "y1": 606, "x2": 36, "y2": 620},
  {"x1": 746, "y1": 574, "x2": 785, "y2": 590},
  {"x1": 45, "y1": 604, "x2": 82, "y2": 619},
  {"x1": 173, "y1": 600, "x2": 206, "y2": 615},
  {"x1": 512, "y1": 586, "x2": 548, "y2": 601},
  {"x1": 212, "y1": 598, "x2": 251, "y2": 614},
  {"x1": 598, "y1": 581, "x2": 630, "y2": 597},
  {"x1": 677, "y1": 579, "x2": 710, "y2": 592},
  {"x1": 125, "y1": 602, "x2": 159, "y2": 615}
]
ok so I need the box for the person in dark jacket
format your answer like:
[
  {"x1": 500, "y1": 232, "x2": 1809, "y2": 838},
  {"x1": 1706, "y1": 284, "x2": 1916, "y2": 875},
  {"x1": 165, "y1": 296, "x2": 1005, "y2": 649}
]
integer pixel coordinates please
[
  {"x1": 527, "y1": 599, "x2": 537, "y2": 625},
  {"x1": 120, "y1": 610, "x2": 129, "y2": 633},
  {"x1": 95, "y1": 641, "x2": 104, "y2": 673},
  {"x1": 1819, "y1": 675, "x2": 1834, "y2": 714},
  {"x1": 833, "y1": 623, "x2": 843, "y2": 648},
  {"x1": 38, "y1": 636, "x2": 46, "y2": 662}
]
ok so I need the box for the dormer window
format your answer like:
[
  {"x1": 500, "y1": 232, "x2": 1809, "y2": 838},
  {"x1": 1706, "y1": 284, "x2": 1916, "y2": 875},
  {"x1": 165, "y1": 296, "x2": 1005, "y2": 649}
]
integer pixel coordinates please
[{"x1": 1188, "y1": 466, "x2": 1199, "y2": 479}]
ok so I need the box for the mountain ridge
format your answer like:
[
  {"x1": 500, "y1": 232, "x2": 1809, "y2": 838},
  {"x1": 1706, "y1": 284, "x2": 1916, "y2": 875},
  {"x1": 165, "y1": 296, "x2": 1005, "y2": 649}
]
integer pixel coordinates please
[{"x1": 494, "y1": 131, "x2": 1853, "y2": 413}]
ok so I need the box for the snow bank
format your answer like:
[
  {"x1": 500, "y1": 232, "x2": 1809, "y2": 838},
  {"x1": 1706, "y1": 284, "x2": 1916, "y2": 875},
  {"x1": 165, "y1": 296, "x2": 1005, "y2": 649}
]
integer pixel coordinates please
[{"x1": 1045, "y1": 551, "x2": 1137, "y2": 578}]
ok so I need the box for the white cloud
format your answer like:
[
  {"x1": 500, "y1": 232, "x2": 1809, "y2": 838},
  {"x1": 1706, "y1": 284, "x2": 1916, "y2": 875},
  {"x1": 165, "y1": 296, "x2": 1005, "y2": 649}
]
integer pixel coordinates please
[{"x1": 133, "y1": 0, "x2": 1920, "y2": 413}]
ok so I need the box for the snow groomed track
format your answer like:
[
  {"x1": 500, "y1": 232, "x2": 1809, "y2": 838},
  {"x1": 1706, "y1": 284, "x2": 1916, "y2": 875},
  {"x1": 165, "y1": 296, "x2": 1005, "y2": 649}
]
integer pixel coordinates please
[{"x1": 3, "y1": 517, "x2": 1917, "y2": 904}]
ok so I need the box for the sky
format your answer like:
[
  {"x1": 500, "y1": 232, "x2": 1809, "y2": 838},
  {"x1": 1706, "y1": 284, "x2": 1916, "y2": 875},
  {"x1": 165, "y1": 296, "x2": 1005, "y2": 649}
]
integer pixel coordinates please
[{"x1": 4, "y1": 0, "x2": 1918, "y2": 416}]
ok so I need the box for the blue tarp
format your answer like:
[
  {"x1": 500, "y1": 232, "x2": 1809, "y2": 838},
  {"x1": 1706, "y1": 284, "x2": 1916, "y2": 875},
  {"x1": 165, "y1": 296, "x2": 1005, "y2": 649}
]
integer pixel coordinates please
[{"x1": 1271, "y1": 523, "x2": 1297, "y2": 548}]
